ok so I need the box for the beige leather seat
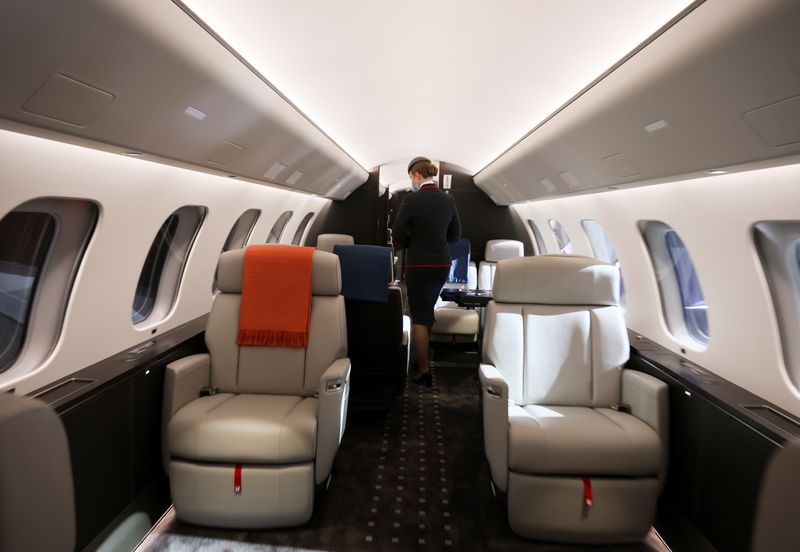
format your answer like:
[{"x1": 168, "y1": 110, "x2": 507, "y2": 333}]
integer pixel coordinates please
[
  {"x1": 0, "y1": 393, "x2": 75, "y2": 552},
  {"x1": 316, "y1": 233, "x2": 354, "y2": 253},
  {"x1": 432, "y1": 262, "x2": 479, "y2": 343},
  {"x1": 478, "y1": 239, "x2": 524, "y2": 290},
  {"x1": 163, "y1": 248, "x2": 350, "y2": 528},
  {"x1": 480, "y1": 255, "x2": 667, "y2": 543}
]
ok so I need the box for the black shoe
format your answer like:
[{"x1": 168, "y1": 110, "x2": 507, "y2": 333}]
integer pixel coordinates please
[{"x1": 413, "y1": 370, "x2": 432, "y2": 387}]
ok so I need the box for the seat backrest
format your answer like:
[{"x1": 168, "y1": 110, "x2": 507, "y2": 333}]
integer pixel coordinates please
[
  {"x1": 478, "y1": 239, "x2": 524, "y2": 289},
  {"x1": 483, "y1": 255, "x2": 628, "y2": 407},
  {"x1": 317, "y1": 233, "x2": 354, "y2": 253},
  {"x1": 209, "y1": 248, "x2": 347, "y2": 395},
  {"x1": 333, "y1": 244, "x2": 392, "y2": 303},
  {"x1": 0, "y1": 393, "x2": 75, "y2": 552},
  {"x1": 331, "y1": 244, "x2": 403, "y2": 362},
  {"x1": 485, "y1": 239, "x2": 524, "y2": 262}
]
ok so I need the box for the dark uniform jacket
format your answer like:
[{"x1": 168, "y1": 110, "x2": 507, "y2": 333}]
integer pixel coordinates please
[{"x1": 393, "y1": 184, "x2": 462, "y2": 266}]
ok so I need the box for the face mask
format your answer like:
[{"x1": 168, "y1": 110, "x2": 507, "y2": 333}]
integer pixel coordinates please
[{"x1": 411, "y1": 182, "x2": 420, "y2": 192}]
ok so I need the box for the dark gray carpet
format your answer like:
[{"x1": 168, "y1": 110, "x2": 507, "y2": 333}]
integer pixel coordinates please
[{"x1": 136, "y1": 350, "x2": 668, "y2": 552}]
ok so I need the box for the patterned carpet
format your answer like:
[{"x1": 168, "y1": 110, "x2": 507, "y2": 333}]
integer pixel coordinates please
[{"x1": 136, "y1": 348, "x2": 668, "y2": 552}]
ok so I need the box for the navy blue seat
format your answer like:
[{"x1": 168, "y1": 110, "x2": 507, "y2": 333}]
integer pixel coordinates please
[{"x1": 333, "y1": 245, "x2": 409, "y2": 410}]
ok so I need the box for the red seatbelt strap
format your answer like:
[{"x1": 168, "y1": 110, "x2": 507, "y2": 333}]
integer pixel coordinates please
[
  {"x1": 234, "y1": 464, "x2": 242, "y2": 495},
  {"x1": 582, "y1": 477, "x2": 593, "y2": 507}
]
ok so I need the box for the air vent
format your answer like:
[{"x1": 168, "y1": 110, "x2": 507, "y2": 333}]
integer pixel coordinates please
[{"x1": 22, "y1": 74, "x2": 114, "y2": 127}]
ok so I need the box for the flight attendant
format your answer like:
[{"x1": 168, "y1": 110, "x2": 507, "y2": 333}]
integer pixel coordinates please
[{"x1": 393, "y1": 156, "x2": 462, "y2": 385}]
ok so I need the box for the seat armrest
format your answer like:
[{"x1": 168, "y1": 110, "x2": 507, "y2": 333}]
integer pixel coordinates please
[
  {"x1": 622, "y1": 369, "x2": 669, "y2": 485},
  {"x1": 479, "y1": 364, "x2": 510, "y2": 493},
  {"x1": 162, "y1": 353, "x2": 210, "y2": 471},
  {"x1": 401, "y1": 315, "x2": 411, "y2": 347},
  {"x1": 316, "y1": 358, "x2": 351, "y2": 485},
  {"x1": 621, "y1": 370, "x2": 668, "y2": 437},
  {"x1": 479, "y1": 363, "x2": 509, "y2": 400}
]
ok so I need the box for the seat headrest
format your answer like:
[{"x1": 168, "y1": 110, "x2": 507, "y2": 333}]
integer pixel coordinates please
[
  {"x1": 218, "y1": 248, "x2": 341, "y2": 296},
  {"x1": 485, "y1": 239, "x2": 524, "y2": 262},
  {"x1": 333, "y1": 244, "x2": 392, "y2": 302},
  {"x1": 317, "y1": 233, "x2": 354, "y2": 253},
  {"x1": 493, "y1": 255, "x2": 620, "y2": 306}
]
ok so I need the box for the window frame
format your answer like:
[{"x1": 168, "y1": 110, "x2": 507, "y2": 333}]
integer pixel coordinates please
[
  {"x1": 132, "y1": 205, "x2": 206, "y2": 327},
  {"x1": 641, "y1": 220, "x2": 709, "y2": 349},
  {"x1": 548, "y1": 218, "x2": 574, "y2": 254},
  {"x1": 266, "y1": 210, "x2": 293, "y2": 244},
  {"x1": 0, "y1": 198, "x2": 98, "y2": 376},
  {"x1": 291, "y1": 212, "x2": 315, "y2": 246},
  {"x1": 213, "y1": 209, "x2": 260, "y2": 292},
  {"x1": 753, "y1": 221, "x2": 800, "y2": 390},
  {"x1": 526, "y1": 219, "x2": 548, "y2": 255},
  {"x1": 581, "y1": 219, "x2": 625, "y2": 305}
]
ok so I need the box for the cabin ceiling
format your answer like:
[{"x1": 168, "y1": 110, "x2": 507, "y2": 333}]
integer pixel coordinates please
[
  {"x1": 179, "y1": 0, "x2": 694, "y2": 189},
  {"x1": 1, "y1": 0, "x2": 798, "y2": 202}
]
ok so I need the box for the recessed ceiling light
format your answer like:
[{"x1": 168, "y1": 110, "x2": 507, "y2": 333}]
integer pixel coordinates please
[
  {"x1": 707, "y1": 170, "x2": 728, "y2": 175},
  {"x1": 286, "y1": 170, "x2": 305, "y2": 185},
  {"x1": 559, "y1": 171, "x2": 581, "y2": 189},
  {"x1": 644, "y1": 120, "x2": 669, "y2": 133},
  {"x1": 184, "y1": 106, "x2": 207, "y2": 120},
  {"x1": 264, "y1": 161, "x2": 288, "y2": 179},
  {"x1": 539, "y1": 178, "x2": 556, "y2": 193},
  {"x1": 123, "y1": 151, "x2": 144, "y2": 157}
]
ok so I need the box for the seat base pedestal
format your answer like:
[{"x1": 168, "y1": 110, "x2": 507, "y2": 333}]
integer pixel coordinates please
[
  {"x1": 169, "y1": 460, "x2": 314, "y2": 529},
  {"x1": 507, "y1": 472, "x2": 658, "y2": 544}
]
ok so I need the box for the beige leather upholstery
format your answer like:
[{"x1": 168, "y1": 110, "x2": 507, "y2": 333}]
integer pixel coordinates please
[
  {"x1": 480, "y1": 255, "x2": 667, "y2": 543},
  {"x1": 432, "y1": 307, "x2": 480, "y2": 337},
  {"x1": 508, "y1": 405, "x2": 661, "y2": 475},
  {"x1": 164, "y1": 248, "x2": 350, "y2": 528},
  {"x1": 493, "y1": 254, "x2": 619, "y2": 305},
  {"x1": 218, "y1": 247, "x2": 342, "y2": 296},
  {"x1": 478, "y1": 239, "x2": 524, "y2": 290},
  {"x1": 169, "y1": 394, "x2": 318, "y2": 463},
  {"x1": 316, "y1": 233, "x2": 354, "y2": 253},
  {"x1": 432, "y1": 261, "x2": 479, "y2": 342},
  {"x1": 0, "y1": 393, "x2": 75, "y2": 552}
]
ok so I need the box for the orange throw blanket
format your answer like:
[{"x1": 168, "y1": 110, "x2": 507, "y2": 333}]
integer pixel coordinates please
[{"x1": 237, "y1": 245, "x2": 315, "y2": 348}]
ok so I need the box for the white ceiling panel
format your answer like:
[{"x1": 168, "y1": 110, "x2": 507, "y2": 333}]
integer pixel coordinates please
[{"x1": 180, "y1": 0, "x2": 694, "y2": 182}]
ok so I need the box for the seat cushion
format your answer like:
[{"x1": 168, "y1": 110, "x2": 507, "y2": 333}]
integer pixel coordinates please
[
  {"x1": 508, "y1": 405, "x2": 661, "y2": 476},
  {"x1": 432, "y1": 307, "x2": 479, "y2": 335},
  {"x1": 168, "y1": 394, "x2": 318, "y2": 464}
]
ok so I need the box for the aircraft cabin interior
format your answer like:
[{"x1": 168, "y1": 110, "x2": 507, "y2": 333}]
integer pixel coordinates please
[{"x1": 2, "y1": 1, "x2": 800, "y2": 551}]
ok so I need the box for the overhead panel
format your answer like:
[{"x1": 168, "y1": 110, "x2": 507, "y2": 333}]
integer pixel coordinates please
[
  {"x1": 475, "y1": 0, "x2": 800, "y2": 204},
  {"x1": 22, "y1": 74, "x2": 115, "y2": 127},
  {"x1": 744, "y1": 94, "x2": 800, "y2": 148},
  {"x1": 0, "y1": 0, "x2": 368, "y2": 198}
]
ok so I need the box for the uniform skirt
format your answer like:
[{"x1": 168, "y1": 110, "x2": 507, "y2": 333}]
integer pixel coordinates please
[{"x1": 406, "y1": 266, "x2": 451, "y2": 326}]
